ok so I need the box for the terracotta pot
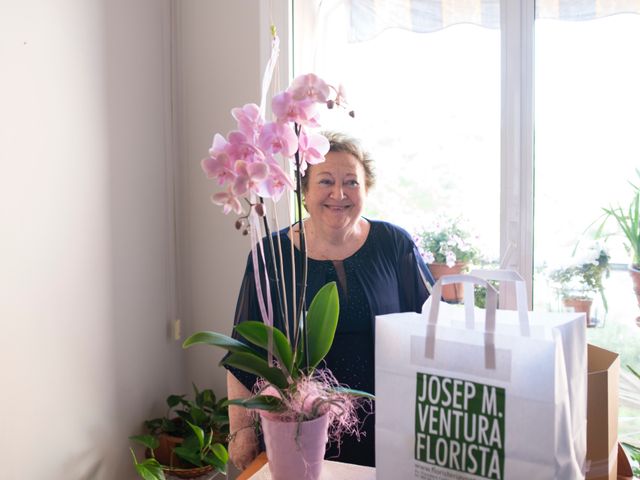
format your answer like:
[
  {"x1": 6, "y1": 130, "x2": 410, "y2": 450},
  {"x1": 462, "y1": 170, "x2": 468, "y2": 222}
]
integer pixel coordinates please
[
  {"x1": 617, "y1": 442, "x2": 634, "y2": 479},
  {"x1": 562, "y1": 297, "x2": 593, "y2": 326},
  {"x1": 260, "y1": 412, "x2": 330, "y2": 480},
  {"x1": 629, "y1": 265, "x2": 640, "y2": 308},
  {"x1": 154, "y1": 433, "x2": 188, "y2": 468},
  {"x1": 427, "y1": 262, "x2": 467, "y2": 303}
]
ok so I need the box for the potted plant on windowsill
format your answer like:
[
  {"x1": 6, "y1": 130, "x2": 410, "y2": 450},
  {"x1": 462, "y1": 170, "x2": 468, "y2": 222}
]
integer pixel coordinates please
[
  {"x1": 414, "y1": 216, "x2": 481, "y2": 302},
  {"x1": 600, "y1": 187, "x2": 640, "y2": 312},
  {"x1": 548, "y1": 243, "x2": 610, "y2": 326},
  {"x1": 128, "y1": 384, "x2": 230, "y2": 480},
  {"x1": 185, "y1": 33, "x2": 372, "y2": 480}
]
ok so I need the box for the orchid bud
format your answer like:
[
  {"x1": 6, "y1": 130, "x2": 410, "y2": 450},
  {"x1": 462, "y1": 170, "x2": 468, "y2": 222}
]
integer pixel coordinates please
[
  {"x1": 235, "y1": 219, "x2": 242, "y2": 230},
  {"x1": 242, "y1": 228, "x2": 249, "y2": 236},
  {"x1": 349, "y1": 110, "x2": 355, "y2": 118},
  {"x1": 254, "y1": 203, "x2": 265, "y2": 217},
  {"x1": 326, "y1": 99, "x2": 335, "y2": 109}
]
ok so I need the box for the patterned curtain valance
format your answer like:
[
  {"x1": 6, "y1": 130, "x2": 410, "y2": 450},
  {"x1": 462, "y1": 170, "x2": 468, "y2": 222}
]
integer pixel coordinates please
[
  {"x1": 536, "y1": 0, "x2": 640, "y2": 20},
  {"x1": 349, "y1": 0, "x2": 640, "y2": 42}
]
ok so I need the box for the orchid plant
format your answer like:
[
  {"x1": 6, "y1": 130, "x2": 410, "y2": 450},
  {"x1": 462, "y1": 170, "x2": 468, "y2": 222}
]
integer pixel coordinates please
[
  {"x1": 414, "y1": 216, "x2": 481, "y2": 268},
  {"x1": 183, "y1": 33, "x2": 371, "y2": 437}
]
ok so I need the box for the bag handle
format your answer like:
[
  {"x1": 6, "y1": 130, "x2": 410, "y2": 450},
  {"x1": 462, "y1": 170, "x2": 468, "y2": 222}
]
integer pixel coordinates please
[
  {"x1": 467, "y1": 269, "x2": 531, "y2": 337},
  {"x1": 426, "y1": 274, "x2": 498, "y2": 369}
]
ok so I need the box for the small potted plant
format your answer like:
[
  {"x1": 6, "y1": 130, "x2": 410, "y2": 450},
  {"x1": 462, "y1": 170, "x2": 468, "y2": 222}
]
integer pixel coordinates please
[
  {"x1": 548, "y1": 243, "x2": 610, "y2": 326},
  {"x1": 414, "y1": 216, "x2": 481, "y2": 302},
  {"x1": 129, "y1": 384, "x2": 230, "y2": 479}
]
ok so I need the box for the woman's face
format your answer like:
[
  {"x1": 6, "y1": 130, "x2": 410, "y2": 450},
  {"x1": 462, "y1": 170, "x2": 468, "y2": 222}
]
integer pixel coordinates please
[{"x1": 304, "y1": 151, "x2": 367, "y2": 232}]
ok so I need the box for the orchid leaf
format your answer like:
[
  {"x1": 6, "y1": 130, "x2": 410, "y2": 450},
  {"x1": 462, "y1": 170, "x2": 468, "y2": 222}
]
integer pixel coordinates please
[
  {"x1": 296, "y1": 282, "x2": 339, "y2": 370},
  {"x1": 235, "y1": 321, "x2": 293, "y2": 375},
  {"x1": 222, "y1": 352, "x2": 288, "y2": 389},
  {"x1": 182, "y1": 331, "x2": 255, "y2": 355},
  {"x1": 330, "y1": 386, "x2": 376, "y2": 401},
  {"x1": 227, "y1": 394, "x2": 285, "y2": 411}
]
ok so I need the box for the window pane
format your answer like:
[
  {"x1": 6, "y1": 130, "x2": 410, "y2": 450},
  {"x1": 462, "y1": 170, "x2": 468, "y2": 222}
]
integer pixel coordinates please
[
  {"x1": 295, "y1": 19, "x2": 501, "y2": 262},
  {"x1": 534, "y1": 14, "x2": 640, "y2": 444}
]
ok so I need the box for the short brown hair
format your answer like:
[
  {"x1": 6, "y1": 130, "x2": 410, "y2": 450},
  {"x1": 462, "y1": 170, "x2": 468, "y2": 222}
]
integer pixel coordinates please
[{"x1": 300, "y1": 131, "x2": 376, "y2": 193}]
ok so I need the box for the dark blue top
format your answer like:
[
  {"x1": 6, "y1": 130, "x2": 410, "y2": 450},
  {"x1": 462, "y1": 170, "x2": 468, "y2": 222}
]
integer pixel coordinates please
[{"x1": 227, "y1": 219, "x2": 434, "y2": 466}]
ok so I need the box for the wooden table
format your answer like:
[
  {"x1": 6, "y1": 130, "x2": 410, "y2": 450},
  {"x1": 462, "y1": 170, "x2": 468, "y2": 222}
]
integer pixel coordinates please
[
  {"x1": 237, "y1": 452, "x2": 268, "y2": 480},
  {"x1": 237, "y1": 451, "x2": 636, "y2": 480}
]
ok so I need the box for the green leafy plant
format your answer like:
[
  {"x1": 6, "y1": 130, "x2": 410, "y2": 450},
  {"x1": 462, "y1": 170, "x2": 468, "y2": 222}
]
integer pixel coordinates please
[
  {"x1": 143, "y1": 384, "x2": 229, "y2": 443},
  {"x1": 128, "y1": 385, "x2": 229, "y2": 479},
  {"x1": 596, "y1": 169, "x2": 640, "y2": 269},
  {"x1": 414, "y1": 216, "x2": 481, "y2": 267},
  {"x1": 183, "y1": 282, "x2": 373, "y2": 421},
  {"x1": 601, "y1": 190, "x2": 640, "y2": 269},
  {"x1": 130, "y1": 439, "x2": 165, "y2": 480},
  {"x1": 549, "y1": 244, "x2": 610, "y2": 309}
]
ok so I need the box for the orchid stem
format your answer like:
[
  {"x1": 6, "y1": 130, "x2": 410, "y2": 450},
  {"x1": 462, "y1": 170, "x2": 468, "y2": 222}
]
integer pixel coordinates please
[
  {"x1": 260, "y1": 198, "x2": 287, "y2": 345},
  {"x1": 293, "y1": 123, "x2": 309, "y2": 371}
]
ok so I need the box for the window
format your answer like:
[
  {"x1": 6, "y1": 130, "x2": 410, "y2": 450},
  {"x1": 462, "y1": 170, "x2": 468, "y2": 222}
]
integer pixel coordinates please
[
  {"x1": 292, "y1": 0, "x2": 640, "y2": 445},
  {"x1": 533, "y1": 11, "x2": 640, "y2": 444},
  {"x1": 294, "y1": 0, "x2": 501, "y2": 261}
]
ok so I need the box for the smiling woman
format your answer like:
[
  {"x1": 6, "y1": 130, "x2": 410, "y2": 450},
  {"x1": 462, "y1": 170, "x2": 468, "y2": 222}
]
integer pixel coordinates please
[
  {"x1": 301, "y1": 162, "x2": 367, "y2": 261},
  {"x1": 226, "y1": 131, "x2": 436, "y2": 468}
]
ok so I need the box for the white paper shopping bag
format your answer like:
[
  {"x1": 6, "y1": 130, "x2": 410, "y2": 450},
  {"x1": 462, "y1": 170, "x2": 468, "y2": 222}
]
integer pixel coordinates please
[{"x1": 375, "y1": 274, "x2": 587, "y2": 480}]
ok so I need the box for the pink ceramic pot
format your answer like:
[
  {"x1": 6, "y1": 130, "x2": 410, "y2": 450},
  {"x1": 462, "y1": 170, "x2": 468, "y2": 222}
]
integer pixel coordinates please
[{"x1": 260, "y1": 412, "x2": 330, "y2": 480}]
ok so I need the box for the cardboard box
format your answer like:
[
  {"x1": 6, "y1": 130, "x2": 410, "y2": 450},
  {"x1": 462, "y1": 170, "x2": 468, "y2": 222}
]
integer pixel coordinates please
[{"x1": 586, "y1": 344, "x2": 620, "y2": 480}]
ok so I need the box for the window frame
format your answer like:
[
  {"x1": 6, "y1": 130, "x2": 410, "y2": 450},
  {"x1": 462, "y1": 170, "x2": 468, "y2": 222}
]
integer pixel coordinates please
[
  {"x1": 271, "y1": 0, "x2": 538, "y2": 305},
  {"x1": 500, "y1": 0, "x2": 535, "y2": 308}
]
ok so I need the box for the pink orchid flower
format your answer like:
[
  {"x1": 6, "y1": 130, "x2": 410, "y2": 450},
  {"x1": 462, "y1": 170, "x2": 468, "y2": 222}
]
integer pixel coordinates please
[
  {"x1": 232, "y1": 160, "x2": 269, "y2": 196},
  {"x1": 297, "y1": 129, "x2": 330, "y2": 169},
  {"x1": 289, "y1": 73, "x2": 330, "y2": 103},
  {"x1": 271, "y1": 91, "x2": 320, "y2": 127},
  {"x1": 335, "y1": 83, "x2": 347, "y2": 106},
  {"x1": 201, "y1": 152, "x2": 235, "y2": 186},
  {"x1": 208, "y1": 132, "x2": 229, "y2": 158},
  {"x1": 225, "y1": 130, "x2": 264, "y2": 163},
  {"x1": 231, "y1": 103, "x2": 263, "y2": 140},
  {"x1": 211, "y1": 187, "x2": 243, "y2": 215},
  {"x1": 257, "y1": 162, "x2": 295, "y2": 201},
  {"x1": 258, "y1": 121, "x2": 298, "y2": 158}
]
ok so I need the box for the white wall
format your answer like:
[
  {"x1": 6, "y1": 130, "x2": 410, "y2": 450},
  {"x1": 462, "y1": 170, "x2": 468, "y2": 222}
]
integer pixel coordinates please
[
  {"x1": 1, "y1": 1, "x2": 185, "y2": 478},
  {"x1": 176, "y1": 0, "x2": 264, "y2": 392},
  {"x1": 1, "y1": 0, "x2": 283, "y2": 477}
]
